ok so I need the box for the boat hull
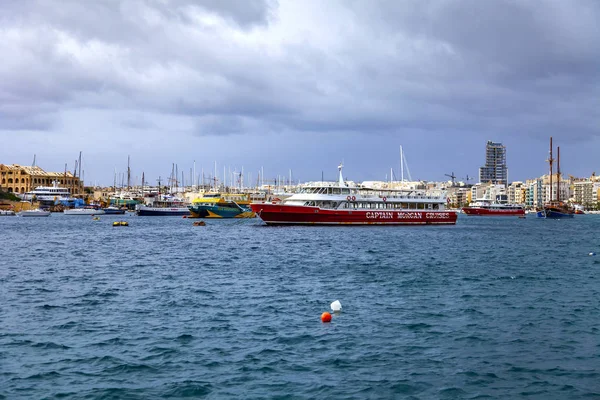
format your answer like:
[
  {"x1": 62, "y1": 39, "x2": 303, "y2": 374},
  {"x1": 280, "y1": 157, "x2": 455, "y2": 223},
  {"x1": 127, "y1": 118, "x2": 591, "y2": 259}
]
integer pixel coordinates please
[
  {"x1": 64, "y1": 209, "x2": 106, "y2": 215},
  {"x1": 462, "y1": 207, "x2": 525, "y2": 216},
  {"x1": 136, "y1": 207, "x2": 190, "y2": 216},
  {"x1": 537, "y1": 210, "x2": 575, "y2": 219},
  {"x1": 103, "y1": 208, "x2": 126, "y2": 215},
  {"x1": 18, "y1": 210, "x2": 51, "y2": 217},
  {"x1": 189, "y1": 204, "x2": 255, "y2": 218},
  {"x1": 250, "y1": 204, "x2": 457, "y2": 225}
]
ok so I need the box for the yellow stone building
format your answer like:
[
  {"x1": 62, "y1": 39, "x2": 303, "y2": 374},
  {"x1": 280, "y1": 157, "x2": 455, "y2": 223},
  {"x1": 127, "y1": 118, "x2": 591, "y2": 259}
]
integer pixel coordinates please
[{"x1": 0, "y1": 164, "x2": 83, "y2": 196}]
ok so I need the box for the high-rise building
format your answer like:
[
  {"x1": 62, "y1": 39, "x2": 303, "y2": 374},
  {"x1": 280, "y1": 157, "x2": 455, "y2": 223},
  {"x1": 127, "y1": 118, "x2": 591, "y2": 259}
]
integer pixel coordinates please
[{"x1": 479, "y1": 141, "x2": 507, "y2": 186}]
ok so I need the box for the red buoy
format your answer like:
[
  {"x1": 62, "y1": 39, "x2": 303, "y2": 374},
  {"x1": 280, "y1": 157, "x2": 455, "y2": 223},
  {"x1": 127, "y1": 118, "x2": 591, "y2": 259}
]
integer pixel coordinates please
[{"x1": 321, "y1": 312, "x2": 332, "y2": 323}]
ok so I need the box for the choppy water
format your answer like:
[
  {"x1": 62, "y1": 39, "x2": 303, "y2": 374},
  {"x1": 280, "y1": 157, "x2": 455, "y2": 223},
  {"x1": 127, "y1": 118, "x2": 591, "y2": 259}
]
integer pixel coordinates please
[{"x1": 1, "y1": 213, "x2": 599, "y2": 399}]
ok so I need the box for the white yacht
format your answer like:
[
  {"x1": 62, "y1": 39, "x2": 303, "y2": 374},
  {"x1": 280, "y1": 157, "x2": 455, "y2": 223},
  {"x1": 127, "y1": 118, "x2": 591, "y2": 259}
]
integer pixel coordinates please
[
  {"x1": 18, "y1": 209, "x2": 51, "y2": 217},
  {"x1": 20, "y1": 180, "x2": 72, "y2": 202}
]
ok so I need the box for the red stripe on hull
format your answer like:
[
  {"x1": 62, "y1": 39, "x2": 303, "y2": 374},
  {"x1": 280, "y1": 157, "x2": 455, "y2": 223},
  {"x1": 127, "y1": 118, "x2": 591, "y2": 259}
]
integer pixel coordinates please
[
  {"x1": 250, "y1": 204, "x2": 457, "y2": 225},
  {"x1": 462, "y1": 207, "x2": 525, "y2": 216}
]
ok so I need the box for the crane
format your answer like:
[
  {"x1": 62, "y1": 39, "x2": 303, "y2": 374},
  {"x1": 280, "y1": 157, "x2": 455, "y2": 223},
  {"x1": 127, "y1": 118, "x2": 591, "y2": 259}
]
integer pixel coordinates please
[{"x1": 445, "y1": 172, "x2": 457, "y2": 186}]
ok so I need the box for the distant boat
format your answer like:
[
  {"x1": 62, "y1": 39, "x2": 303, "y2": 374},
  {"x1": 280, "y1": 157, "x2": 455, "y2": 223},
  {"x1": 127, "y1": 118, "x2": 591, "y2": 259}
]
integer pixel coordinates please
[
  {"x1": 135, "y1": 194, "x2": 190, "y2": 216},
  {"x1": 0, "y1": 210, "x2": 16, "y2": 216},
  {"x1": 462, "y1": 200, "x2": 525, "y2": 216},
  {"x1": 102, "y1": 206, "x2": 126, "y2": 215},
  {"x1": 18, "y1": 209, "x2": 51, "y2": 217},
  {"x1": 189, "y1": 193, "x2": 255, "y2": 218},
  {"x1": 189, "y1": 201, "x2": 255, "y2": 219},
  {"x1": 20, "y1": 180, "x2": 72, "y2": 203},
  {"x1": 537, "y1": 137, "x2": 574, "y2": 219},
  {"x1": 64, "y1": 208, "x2": 105, "y2": 216}
]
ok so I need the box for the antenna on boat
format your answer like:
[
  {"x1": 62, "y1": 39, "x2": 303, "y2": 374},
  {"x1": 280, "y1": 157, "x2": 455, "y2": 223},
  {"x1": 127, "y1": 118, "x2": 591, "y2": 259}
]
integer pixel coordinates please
[{"x1": 338, "y1": 163, "x2": 344, "y2": 187}]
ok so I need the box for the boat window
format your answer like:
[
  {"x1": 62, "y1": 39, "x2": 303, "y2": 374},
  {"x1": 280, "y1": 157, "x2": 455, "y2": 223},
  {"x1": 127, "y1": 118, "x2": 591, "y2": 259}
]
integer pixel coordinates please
[
  {"x1": 342, "y1": 188, "x2": 350, "y2": 195},
  {"x1": 332, "y1": 188, "x2": 341, "y2": 195}
]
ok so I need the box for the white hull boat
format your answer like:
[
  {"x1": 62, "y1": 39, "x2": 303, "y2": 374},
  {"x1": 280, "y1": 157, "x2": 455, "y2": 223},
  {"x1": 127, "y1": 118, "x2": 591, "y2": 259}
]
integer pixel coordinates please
[
  {"x1": 64, "y1": 208, "x2": 106, "y2": 216},
  {"x1": 18, "y1": 209, "x2": 51, "y2": 217}
]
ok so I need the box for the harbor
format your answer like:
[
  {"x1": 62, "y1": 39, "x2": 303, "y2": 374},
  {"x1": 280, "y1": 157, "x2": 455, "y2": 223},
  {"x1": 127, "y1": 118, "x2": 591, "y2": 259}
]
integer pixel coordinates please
[{"x1": 3, "y1": 138, "x2": 600, "y2": 222}]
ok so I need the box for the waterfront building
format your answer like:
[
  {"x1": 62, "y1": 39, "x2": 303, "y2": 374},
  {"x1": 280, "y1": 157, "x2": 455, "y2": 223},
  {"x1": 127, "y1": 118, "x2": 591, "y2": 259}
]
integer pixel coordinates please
[
  {"x1": 448, "y1": 187, "x2": 471, "y2": 208},
  {"x1": 479, "y1": 141, "x2": 508, "y2": 187},
  {"x1": 525, "y1": 179, "x2": 544, "y2": 209},
  {"x1": 573, "y1": 180, "x2": 600, "y2": 209},
  {"x1": 0, "y1": 164, "x2": 83, "y2": 196},
  {"x1": 508, "y1": 181, "x2": 526, "y2": 205}
]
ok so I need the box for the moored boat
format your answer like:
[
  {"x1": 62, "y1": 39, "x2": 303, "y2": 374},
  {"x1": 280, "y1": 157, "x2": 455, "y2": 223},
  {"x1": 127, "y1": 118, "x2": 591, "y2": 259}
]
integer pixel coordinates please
[
  {"x1": 103, "y1": 206, "x2": 126, "y2": 215},
  {"x1": 189, "y1": 193, "x2": 255, "y2": 218},
  {"x1": 536, "y1": 202, "x2": 575, "y2": 218},
  {"x1": 136, "y1": 204, "x2": 190, "y2": 216},
  {"x1": 0, "y1": 210, "x2": 16, "y2": 216},
  {"x1": 64, "y1": 208, "x2": 105, "y2": 216},
  {"x1": 250, "y1": 164, "x2": 457, "y2": 226},
  {"x1": 136, "y1": 195, "x2": 190, "y2": 216},
  {"x1": 538, "y1": 138, "x2": 574, "y2": 219},
  {"x1": 462, "y1": 201, "x2": 525, "y2": 216},
  {"x1": 18, "y1": 209, "x2": 51, "y2": 217}
]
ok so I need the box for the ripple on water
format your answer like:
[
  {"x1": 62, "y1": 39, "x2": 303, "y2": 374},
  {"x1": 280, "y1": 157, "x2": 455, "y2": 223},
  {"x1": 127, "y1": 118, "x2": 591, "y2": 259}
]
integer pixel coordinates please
[{"x1": 2, "y1": 215, "x2": 600, "y2": 398}]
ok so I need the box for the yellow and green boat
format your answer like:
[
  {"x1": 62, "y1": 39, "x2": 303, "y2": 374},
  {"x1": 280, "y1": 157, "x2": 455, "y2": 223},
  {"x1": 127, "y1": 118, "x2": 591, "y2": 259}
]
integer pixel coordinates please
[{"x1": 188, "y1": 193, "x2": 255, "y2": 218}]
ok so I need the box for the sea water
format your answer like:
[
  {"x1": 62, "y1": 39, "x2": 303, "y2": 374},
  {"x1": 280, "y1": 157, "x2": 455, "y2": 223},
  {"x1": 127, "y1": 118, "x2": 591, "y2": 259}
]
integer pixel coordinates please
[{"x1": 1, "y1": 214, "x2": 599, "y2": 399}]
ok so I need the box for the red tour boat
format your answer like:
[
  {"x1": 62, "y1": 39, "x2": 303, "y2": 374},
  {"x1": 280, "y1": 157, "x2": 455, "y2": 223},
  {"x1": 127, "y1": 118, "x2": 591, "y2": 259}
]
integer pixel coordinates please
[
  {"x1": 250, "y1": 164, "x2": 457, "y2": 226},
  {"x1": 462, "y1": 200, "x2": 525, "y2": 216}
]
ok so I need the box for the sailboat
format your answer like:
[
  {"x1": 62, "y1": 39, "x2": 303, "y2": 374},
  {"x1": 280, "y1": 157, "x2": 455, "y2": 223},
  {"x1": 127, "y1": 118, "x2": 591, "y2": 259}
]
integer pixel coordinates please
[{"x1": 537, "y1": 137, "x2": 574, "y2": 219}]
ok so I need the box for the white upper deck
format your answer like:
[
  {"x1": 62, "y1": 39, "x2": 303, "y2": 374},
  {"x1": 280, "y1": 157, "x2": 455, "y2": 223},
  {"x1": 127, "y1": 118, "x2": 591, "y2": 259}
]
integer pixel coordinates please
[{"x1": 283, "y1": 164, "x2": 447, "y2": 207}]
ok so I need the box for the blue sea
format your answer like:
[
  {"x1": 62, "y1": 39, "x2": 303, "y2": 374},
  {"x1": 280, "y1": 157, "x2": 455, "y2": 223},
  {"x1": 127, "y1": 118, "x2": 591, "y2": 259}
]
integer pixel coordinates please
[{"x1": 1, "y1": 214, "x2": 599, "y2": 399}]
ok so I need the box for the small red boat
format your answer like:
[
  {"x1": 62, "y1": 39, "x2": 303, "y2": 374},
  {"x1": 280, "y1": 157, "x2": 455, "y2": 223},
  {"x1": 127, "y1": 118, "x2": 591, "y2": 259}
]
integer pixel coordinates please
[
  {"x1": 462, "y1": 201, "x2": 525, "y2": 216},
  {"x1": 250, "y1": 165, "x2": 457, "y2": 226}
]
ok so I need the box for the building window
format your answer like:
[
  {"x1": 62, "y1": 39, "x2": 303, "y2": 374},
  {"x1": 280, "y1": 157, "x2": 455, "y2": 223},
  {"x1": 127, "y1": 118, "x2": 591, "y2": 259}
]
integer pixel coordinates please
[{"x1": 8, "y1": 178, "x2": 12, "y2": 184}]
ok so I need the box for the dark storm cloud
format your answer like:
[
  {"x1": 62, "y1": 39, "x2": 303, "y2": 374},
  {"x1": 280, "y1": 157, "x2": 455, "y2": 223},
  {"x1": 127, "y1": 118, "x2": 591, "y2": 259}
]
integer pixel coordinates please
[{"x1": 0, "y1": 0, "x2": 598, "y2": 145}]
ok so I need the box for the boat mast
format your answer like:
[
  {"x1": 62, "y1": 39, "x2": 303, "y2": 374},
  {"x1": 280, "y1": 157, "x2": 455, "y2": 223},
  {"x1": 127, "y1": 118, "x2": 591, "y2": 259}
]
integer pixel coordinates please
[
  {"x1": 141, "y1": 171, "x2": 144, "y2": 201},
  {"x1": 127, "y1": 155, "x2": 131, "y2": 191},
  {"x1": 548, "y1": 137, "x2": 554, "y2": 203},
  {"x1": 78, "y1": 151, "x2": 82, "y2": 193},
  {"x1": 557, "y1": 146, "x2": 560, "y2": 203},
  {"x1": 400, "y1": 146, "x2": 404, "y2": 182}
]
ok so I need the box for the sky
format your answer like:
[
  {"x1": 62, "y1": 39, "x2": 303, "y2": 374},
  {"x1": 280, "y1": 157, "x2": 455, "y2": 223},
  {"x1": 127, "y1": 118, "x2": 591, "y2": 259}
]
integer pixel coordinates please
[{"x1": 1, "y1": 0, "x2": 599, "y2": 187}]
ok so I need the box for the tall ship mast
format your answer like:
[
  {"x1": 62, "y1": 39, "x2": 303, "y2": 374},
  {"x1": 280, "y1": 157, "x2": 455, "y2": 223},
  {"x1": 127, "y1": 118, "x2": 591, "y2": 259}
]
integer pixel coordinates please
[{"x1": 537, "y1": 137, "x2": 574, "y2": 219}]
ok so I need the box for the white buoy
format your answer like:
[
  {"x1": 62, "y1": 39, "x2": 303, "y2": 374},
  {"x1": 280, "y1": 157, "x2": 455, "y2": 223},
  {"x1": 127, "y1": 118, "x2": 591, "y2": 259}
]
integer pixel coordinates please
[
  {"x1": 330, "y1": 300, "x2": 342, "y2": 313},
  {"x1": 589, "y1": 252, "x2": 596, "y2": 256}
]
